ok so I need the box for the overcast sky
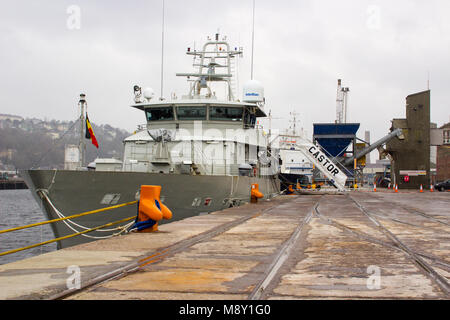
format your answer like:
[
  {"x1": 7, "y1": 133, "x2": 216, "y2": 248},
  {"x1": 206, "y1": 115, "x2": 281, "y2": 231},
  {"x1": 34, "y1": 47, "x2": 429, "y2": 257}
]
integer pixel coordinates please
[{"x1": 1, "y1": 0, "x2": 449, "y2": 147}]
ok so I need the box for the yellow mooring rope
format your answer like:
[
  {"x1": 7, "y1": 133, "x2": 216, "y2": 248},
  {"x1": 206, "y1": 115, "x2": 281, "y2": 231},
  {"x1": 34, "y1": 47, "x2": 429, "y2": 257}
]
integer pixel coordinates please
[
  {"x1": 0, "y1": 200, "x2": 138, "y2": 235},
  {"x1": 0, "y1": 216, "x2": 135, "y2": 257}
]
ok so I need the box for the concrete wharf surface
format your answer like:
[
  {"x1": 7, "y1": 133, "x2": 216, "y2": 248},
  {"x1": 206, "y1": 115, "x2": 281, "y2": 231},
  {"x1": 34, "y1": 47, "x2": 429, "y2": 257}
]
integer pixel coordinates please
[{"x1": 0, "y1": 190, "x2": 449, "y2": 300}]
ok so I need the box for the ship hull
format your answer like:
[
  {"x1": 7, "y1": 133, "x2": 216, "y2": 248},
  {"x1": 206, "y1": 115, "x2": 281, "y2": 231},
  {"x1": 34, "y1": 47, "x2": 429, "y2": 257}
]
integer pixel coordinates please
[{"x1": 22, "y1": 170, "x2": 280, "y2": 249}]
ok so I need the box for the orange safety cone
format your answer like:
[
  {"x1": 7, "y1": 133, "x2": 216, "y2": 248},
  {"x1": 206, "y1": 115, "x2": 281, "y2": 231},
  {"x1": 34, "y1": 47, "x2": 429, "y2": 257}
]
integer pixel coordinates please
[
  {"x1": 430, "y1": 184, "x2": 434, "y2": 192},
  {"x1": 419, "y1": 184, "x2": 423, "y2": 193},
  {"x1": 395, "y1": 184, "x2": 399, "y2": 193},
  {"x1": 373, "y1": 183, "x2": 377, "y2": 192}
]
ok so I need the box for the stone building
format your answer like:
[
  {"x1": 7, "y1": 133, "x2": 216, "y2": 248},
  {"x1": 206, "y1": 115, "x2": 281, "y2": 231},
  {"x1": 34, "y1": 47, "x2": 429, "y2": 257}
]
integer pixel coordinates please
[
  {"x1": 436, "y1": 122, "x2": 450, "y2": 182},
  {"x1": 386, "y1": 90, "x2": 430, "y2": 189}
]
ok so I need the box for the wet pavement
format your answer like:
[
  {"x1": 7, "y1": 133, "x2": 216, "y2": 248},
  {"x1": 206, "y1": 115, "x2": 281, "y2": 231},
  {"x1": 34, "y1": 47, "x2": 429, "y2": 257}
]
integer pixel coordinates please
[{"x1": 0, "y1": 190, "x2": 448, "y2": 300}]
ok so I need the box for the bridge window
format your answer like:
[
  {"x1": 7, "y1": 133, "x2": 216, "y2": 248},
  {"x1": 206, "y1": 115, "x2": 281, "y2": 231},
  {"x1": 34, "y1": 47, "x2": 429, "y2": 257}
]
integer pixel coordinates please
[
  {"x1": 176, "y1": 106, "x2": 206, "y2": 120},
  {"x1": 146, "y1": 107, "x2": 174, "y2": 121},
  {"x1": 209, "y1": 106, "x2": 243, "y2": 121}
]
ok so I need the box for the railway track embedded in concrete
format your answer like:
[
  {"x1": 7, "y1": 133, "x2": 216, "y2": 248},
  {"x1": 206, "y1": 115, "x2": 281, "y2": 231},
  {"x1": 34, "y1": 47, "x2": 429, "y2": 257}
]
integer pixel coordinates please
[
  {"x1": 347, "y1": 194, "x2": 450, "y2": 296},
  {"x1": 52, "y1": 196, "x2": 316, "y2": 300},
  {"x1": 44, "y1": 193, "x2": 448, "y2": 300}
]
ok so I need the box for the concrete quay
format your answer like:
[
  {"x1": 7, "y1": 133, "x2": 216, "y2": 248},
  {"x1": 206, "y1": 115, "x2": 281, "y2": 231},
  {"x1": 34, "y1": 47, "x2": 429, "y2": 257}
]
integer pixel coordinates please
[{"x1": 0, "y1": 190, "x2": 449, "y2": 300}]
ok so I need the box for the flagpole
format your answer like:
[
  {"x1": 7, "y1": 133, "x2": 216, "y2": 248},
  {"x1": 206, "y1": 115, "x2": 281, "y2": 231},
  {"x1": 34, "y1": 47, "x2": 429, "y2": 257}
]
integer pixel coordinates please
[{"x1": 79, "y1": 93, "x2": 86, "y2": 169}]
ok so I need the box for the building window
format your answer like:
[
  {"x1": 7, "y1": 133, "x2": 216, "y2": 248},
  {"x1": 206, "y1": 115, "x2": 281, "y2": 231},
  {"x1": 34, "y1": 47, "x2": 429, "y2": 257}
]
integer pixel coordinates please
[{"x1": 444, "y1": 130, "x2": 450, "y2": 145}]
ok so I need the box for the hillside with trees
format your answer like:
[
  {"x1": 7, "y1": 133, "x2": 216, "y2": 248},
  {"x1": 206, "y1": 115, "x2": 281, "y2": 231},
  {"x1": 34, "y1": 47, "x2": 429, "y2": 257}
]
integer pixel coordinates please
[{"x1": 0, "y1": 114, "x2": 130, "y2": 170}]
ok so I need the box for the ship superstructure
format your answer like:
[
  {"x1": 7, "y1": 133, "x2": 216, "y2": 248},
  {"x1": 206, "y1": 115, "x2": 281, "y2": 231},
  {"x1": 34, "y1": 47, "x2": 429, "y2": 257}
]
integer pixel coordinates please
[{"x1": 123, "y1": 33, "x2": 273, "y2": 177}]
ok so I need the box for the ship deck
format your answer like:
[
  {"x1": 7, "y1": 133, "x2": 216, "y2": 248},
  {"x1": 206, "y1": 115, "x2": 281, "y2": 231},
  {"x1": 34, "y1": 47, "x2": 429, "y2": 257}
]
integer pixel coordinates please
[{"x1": 0, "y1": 189, "x2": 449, "y2": 300}]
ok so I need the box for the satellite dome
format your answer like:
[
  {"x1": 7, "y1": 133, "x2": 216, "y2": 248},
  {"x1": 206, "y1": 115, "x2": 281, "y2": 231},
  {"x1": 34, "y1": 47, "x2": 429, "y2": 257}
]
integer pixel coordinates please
[
  {"x1": 243, "y1": 80, "x2": 264, "y2": 103},
  {"x1": 143, "y1": 87, "x2": 155, "y2": 100}
]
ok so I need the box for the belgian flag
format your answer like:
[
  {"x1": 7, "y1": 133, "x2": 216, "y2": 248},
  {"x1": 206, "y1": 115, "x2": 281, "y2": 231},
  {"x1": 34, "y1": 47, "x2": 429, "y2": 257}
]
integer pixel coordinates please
[{"x1": 85, "y1": 115, "x2": 99, "y2": 148}]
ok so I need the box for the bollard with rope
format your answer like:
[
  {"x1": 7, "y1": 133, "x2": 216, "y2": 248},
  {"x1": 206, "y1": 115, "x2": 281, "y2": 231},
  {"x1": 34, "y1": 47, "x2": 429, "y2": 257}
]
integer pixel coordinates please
[
  {"x1": 129, "y1": 185, "x2": 172, "y2": 233},
  {"x1": 0, "y1": 185, "x2": 174, "y2": 258}
]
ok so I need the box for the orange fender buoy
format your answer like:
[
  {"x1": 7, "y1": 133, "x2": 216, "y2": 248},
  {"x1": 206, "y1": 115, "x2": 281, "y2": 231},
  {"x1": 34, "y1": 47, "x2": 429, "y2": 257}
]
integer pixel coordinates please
[{"x1": 137, "y1": 185, "x2": 172, "y2": 232}]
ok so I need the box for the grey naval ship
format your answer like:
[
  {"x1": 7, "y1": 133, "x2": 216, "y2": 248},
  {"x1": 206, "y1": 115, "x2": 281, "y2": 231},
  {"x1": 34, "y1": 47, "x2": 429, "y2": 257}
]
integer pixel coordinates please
[{"x1": 22, "y1": 34, "x2": 281, "y2": 249}]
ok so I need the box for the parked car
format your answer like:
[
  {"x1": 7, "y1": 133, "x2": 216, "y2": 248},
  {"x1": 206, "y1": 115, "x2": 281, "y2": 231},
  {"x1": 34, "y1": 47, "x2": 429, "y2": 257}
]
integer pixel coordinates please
[{"x1": 434, "y1": 179, "x2": 450, "y2": 192}]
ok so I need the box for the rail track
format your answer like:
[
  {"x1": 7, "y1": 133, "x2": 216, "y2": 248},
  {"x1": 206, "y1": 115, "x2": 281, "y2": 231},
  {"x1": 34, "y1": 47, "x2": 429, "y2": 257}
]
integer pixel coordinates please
[
  {"x1": 51, "y1": 196, "x2": 320, "y2": 300},
  {"x1": 347, "y1": 194, "x2": 449, "y2": 295},
  {"x1": 252, "y1": 194, "x2": 449, "y2": 299},
  {"x1": 363, "y1": 192, "x2": 450, "y2": 227},
  {"x1": 51, "y1": 192, "x2": 449, "y2": 300}
]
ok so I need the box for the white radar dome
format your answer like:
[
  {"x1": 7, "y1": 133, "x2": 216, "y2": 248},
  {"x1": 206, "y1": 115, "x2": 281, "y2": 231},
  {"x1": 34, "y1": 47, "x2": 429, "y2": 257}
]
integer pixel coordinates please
[
  {"x1": 243, "y1": 80, "x2": 264, "y2": 103},
  {"x1": 143, "y1": 87, "x2": 155, "y2": 100}
]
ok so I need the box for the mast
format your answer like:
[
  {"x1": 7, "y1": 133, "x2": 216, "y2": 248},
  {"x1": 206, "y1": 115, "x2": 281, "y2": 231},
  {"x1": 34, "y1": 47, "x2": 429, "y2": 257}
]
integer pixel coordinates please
[
  {"x1": 250, "y1": 0, "x2": 256, "y2": 80},
  {"x1": 336, "y1": 79, "x2": 343, "y2": 123},
  {"x1": 160, "y1": 0, "x2": 165, "y2": 100},
  {"x1": 176, "y1": 34, "x2": 242, "y2": 101},
  {"x1": 336, "y1": 79, "x2": 350, "y2": 124}
]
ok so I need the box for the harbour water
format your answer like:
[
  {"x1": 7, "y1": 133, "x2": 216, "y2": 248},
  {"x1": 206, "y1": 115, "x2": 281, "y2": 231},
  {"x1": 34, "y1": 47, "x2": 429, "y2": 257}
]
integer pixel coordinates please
[{"x1": 0, "y1": 190, "x2": 56, "y2": 265}]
